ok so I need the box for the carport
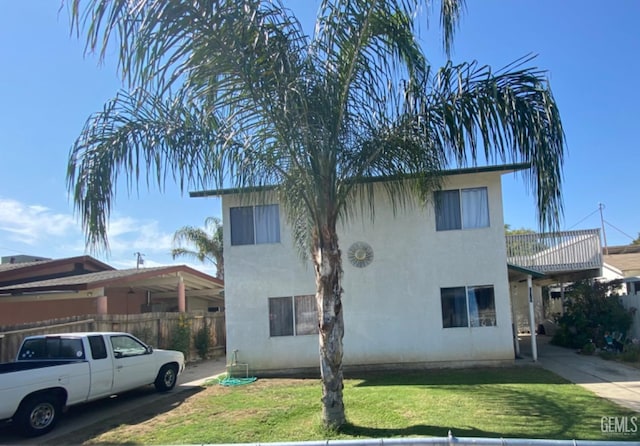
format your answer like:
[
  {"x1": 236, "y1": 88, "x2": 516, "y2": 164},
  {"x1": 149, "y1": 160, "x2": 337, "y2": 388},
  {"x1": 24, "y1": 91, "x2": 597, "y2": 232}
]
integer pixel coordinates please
[{"x1": 0, "y1": 265, "x2": 224, "y2": 325}]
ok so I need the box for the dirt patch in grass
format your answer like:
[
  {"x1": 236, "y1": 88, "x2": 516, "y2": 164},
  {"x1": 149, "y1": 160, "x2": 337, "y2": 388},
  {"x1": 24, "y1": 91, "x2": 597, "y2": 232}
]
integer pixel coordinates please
[{"x1": 43, "y1": 388, "x2": 203, "y2": 445}]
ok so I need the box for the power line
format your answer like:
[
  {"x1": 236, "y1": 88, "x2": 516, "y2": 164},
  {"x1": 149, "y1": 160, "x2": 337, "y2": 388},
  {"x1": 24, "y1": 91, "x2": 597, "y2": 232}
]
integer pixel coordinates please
[
  {"x1": 0, "y1": 246, "x2": 30, "y2": 255},
  {"x1": 604, "y1": 219, "x2": 636, "y2": 242},
  {"x1": 567, "y1": 207, "x2": 600, "y2": 230},
  {"x1": 566, "y1": 204, "x2": 635, "y2": 251}
]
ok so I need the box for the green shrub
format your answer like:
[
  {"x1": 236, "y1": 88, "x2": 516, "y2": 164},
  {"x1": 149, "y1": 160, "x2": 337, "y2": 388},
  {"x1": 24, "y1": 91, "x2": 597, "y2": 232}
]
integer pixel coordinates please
[
  {"x1": 194, "y1": 320, "x2": 211, "y2": 359},
  {"x1": 551, "y1": 280, "x2": 633, "y2": 349},
  {"x1": 581, "y1": 341, "x2": 595, "y2": 355},
  {"x1": 621, "y1": 343, "x2": 640, "y2": 363},
  {"x1": 170, "y1": 314, "x2": 191, "y2": 358}
]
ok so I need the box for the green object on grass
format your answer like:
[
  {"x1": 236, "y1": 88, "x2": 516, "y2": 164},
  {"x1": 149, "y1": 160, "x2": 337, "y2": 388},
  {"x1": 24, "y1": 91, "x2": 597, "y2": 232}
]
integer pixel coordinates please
[{"x1": 218, "y1": 375, "x2": 257, "y2": 387}]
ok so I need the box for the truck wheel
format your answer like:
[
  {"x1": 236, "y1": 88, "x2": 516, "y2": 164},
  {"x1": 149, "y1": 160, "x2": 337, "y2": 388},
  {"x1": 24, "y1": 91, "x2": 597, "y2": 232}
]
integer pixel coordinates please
[
  {"x1": 16, "y1": 394, "x2": 60, "y2": 437},
  {"x1": 155, "y1": 364, "x2": 178, "y2": 392}
]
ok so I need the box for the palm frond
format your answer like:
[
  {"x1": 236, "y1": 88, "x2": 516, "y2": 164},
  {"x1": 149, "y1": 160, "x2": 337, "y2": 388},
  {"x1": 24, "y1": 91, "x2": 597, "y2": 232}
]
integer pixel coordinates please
[
  {"x1": 67, "y1": 89, "x2": 225, "y2": 250},
  {"x1": 171, "y1": 219, "x2": 224, "y2": 278},
  {"x1": 417, "y1": 56, "x2": 564, "y2": 230}
]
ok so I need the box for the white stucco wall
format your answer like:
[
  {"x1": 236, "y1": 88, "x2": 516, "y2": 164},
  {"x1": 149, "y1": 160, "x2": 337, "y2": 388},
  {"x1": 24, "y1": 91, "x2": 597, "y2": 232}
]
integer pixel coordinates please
[
  {"x1": 510, "y1": 281, "x2": 544, "y2": 334},
  {"x1": 601, "y1": 263, "x2": 624, "y2": 282},
  {"x1": 223, "y1": 171, "x2": 516, "y2": 373}
]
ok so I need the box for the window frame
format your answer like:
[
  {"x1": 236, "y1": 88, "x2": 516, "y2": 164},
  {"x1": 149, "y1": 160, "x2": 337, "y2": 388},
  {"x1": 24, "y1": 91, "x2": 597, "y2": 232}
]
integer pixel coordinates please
[
  {"x1": 88, "y1": 335, "x2": 108, "y2": 360},
  {"x1": 435, "y1": 187, "x2": 490, "y2": 231},
  {"x1": 110, "y1": 335, "x2": 148, "y2": 358},
  {"x1": 467, "y1": 285, "x2": 497, "y2": 327},
  {"x1": 230, "y1": 204, "x2": 281, "y2": 246},
  {"x1": 441, "y1": 284, "x2": 497, "y2": 329},
  {"x1": 18, "y1": 337, "x2": 85, "y2": 360},
  {"x1": 268, "y1": 295, "x2": 318, "y2": 337}
]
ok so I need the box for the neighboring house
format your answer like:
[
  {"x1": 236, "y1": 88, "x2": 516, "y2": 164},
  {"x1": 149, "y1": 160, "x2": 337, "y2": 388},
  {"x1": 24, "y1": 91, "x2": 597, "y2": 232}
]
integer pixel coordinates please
[
  {"x1": 0, "y1": 256, "x2": 224, "y2": 327},
  {"x1": 602, "y1": 245, "x2": 640, "y2": 295},
  {"x1": 193, "y1": 163, "x2": 604, "y2": 373}
]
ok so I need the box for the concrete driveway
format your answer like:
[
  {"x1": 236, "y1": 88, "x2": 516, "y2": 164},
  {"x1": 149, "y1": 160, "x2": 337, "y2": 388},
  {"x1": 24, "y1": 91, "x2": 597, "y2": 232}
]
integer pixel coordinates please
[
  {"x1": 0, "y1": 357, "x2": 227, "y2": 444},
  {"x1": 521, "y1": 335, "x2": 640, "y2": 413}
]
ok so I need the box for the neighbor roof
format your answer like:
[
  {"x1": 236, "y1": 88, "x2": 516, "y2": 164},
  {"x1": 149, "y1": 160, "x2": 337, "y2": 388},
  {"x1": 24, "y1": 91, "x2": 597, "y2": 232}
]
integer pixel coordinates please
[
  {"x1": 604, "y1": 253, "x2": 640, "y2": 275},
  {"x1": 0, "y1": 255, "x2": 114, "y2": 274},
  {"x1": 0, "y1": 265, "x2": 223, "y2": 294}
]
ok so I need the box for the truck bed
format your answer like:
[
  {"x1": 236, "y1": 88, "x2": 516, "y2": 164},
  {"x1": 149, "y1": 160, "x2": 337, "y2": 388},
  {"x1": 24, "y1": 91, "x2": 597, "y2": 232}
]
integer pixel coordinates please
[{"x1": 0, "y1": 360, "x2": 85, "y2": 374}]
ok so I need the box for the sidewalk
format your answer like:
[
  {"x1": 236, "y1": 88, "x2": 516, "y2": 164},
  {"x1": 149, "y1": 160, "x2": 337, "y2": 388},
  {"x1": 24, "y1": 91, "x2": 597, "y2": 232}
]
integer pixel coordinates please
[{"x1": 520, "y1": 335, "x2": 640, "y2": 413}]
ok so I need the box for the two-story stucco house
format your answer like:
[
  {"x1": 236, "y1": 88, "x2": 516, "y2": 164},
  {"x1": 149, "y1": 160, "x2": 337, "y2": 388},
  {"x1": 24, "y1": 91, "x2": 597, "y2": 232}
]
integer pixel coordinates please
[{"x1": 194, "y1": 163, "x2": 560, "y2": 374}]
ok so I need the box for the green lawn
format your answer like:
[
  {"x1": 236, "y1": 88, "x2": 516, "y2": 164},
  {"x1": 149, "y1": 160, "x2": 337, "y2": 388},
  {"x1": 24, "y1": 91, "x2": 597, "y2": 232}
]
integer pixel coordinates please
[{"x1": 82, "y1": 367, "x2": 639, "y2": 444}]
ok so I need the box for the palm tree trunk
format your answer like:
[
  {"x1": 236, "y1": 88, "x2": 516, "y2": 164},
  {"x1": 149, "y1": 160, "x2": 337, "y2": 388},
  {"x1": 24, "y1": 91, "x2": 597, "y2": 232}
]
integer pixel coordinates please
[
  {"x1": 313, "y1": 224, "x2": 345, "y2": 429},
  {"x1": 215, "y1": 254, "x2": 224, "y2": 280}
]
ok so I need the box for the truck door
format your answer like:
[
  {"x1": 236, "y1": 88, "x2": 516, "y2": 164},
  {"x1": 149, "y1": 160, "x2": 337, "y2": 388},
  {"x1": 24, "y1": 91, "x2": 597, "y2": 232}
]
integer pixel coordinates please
[
  {"x1": 86, "y1": 335, "x2": 114, "y2": 399},
  {"x1": 109, "y1": 334, "x2": 157, "y2": 392}
]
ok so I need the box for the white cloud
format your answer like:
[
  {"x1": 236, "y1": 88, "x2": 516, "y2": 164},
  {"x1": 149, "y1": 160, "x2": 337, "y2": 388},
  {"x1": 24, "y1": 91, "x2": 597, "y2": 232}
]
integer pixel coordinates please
[
  {"x1": 0, "y1": 198, "x2": 79, "y2": 245},
  {"x1": 105, "y1": 218, "x2": 174, "y2": 255},
  {"x1": 0, "y1": 198, "x2": 178, "y2": 268}
]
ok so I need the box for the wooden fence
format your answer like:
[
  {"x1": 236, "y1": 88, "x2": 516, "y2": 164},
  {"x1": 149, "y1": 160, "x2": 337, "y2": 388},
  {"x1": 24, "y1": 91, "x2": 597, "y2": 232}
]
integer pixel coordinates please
[{"x1": 0, "y1": 312, "x2": 225, "y2": 363}]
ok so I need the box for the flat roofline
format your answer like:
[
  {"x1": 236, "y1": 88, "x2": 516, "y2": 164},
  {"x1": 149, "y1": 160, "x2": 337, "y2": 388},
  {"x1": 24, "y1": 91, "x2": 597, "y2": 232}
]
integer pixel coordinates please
[
  {"x1": 507, "y1": 263, "x2": 546, "y2": 279},
  {"x1": 190, "y1": 162, "x2": 530, "y2": 198}
]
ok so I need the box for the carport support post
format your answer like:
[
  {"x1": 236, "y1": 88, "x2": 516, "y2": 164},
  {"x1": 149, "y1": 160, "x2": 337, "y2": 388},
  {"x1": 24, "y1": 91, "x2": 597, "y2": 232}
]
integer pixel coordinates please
[
  {"x1": 527, "y1": 275, "x2": 538, "y2": 362},
  {"x1": 97, "y1": 295, "x2": 108, "y2": 315},
  {"x1": 178, "y1": 275, "x2": 186, "y2": 313}
]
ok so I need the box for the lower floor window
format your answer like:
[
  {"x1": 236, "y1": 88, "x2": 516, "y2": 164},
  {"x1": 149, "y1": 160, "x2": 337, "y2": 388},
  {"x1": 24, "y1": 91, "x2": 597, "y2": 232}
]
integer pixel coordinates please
[
  {"x1": 269, "y1": 295, "x2": 318, "y2": 337},
  {"x1": 441, "y1": 285, "x2": 496, "y2": 328}
]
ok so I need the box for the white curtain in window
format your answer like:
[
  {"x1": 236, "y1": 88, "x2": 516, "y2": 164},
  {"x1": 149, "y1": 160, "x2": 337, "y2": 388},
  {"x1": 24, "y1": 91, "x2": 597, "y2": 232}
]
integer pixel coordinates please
[
  {"x1": 462, "y1": 188, "x2": 489, "y2": 229},
  {"x1": 467, "y1": 288, "x2": 480, "y2": 326},
  {"x1": 467, "y1": 285, "x2": 496, "y2": 327},
  {"x1": 255, "y1": 204, "x2": 281, "y2": 244},
  {"x1": 295, "y1": 295, "x2": 318, "y2": 335}
]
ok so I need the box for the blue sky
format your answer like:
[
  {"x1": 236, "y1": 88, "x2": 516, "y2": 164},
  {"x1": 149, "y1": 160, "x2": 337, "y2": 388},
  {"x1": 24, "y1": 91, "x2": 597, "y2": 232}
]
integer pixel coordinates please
[{"x1": 1, "y1": 1, "x2": 638, "y2": 275}]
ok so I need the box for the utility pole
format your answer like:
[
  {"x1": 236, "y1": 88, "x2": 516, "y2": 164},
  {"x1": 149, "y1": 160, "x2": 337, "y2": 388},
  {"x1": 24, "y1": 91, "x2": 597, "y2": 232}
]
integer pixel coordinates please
[
  {"x1": 134, "y1": 252, "x2": 145, "y2": 269},
  {"x1": 599, "y1": 203, "x2": 608, "y2": 255}
]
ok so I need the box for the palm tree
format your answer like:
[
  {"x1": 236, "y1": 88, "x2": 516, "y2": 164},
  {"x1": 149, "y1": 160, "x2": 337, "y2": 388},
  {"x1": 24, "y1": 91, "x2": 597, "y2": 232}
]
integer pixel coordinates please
[
  {"x1": 171, "y1": 217, "x2": 224, "y2": 280},
  {"x1": 67, "y1": 0, "x2": 565, "y2": 428}
]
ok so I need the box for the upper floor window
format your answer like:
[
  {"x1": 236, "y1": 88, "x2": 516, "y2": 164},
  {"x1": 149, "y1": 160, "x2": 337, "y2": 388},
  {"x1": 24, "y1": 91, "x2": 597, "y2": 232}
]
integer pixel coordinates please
[
  {"x1": 435, "y1": 187, "x2": 489, "y2": 231},
  {"x1": 230, "y1": 204, "x2": 280, "y2": 245}
]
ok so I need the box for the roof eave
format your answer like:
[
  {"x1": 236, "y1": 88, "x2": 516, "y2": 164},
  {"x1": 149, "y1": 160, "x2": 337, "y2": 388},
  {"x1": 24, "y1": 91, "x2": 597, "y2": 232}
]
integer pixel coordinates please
[
  {"x1": 507, "y1": 263, "x2": 546, "y2": 279},
  {"x1": 189, "y1": 162, "x2": 531, "y2": 198}
]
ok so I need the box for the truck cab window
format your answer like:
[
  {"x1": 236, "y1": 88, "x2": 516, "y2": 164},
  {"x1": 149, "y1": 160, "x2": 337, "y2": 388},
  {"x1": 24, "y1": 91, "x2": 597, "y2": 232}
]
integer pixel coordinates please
[
  {"x1": 110, "y1": 335, "x2": 147, "y2": 358},
  {"x1": 88, "y1": 335, "x2": 108, "y2": 360}
]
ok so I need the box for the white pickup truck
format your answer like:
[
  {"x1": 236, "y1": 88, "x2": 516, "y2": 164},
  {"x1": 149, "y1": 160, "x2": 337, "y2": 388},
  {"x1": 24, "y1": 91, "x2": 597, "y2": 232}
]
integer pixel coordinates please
[{"x1": 0, "y1": 332, "x2": 185, "y2": 437}]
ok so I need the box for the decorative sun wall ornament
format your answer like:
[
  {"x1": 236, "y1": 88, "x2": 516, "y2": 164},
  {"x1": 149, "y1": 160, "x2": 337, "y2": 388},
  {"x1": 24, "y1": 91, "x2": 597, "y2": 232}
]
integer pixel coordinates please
[{"x1": 347, "y1": 241, "x2": 374, "y2": 268}]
